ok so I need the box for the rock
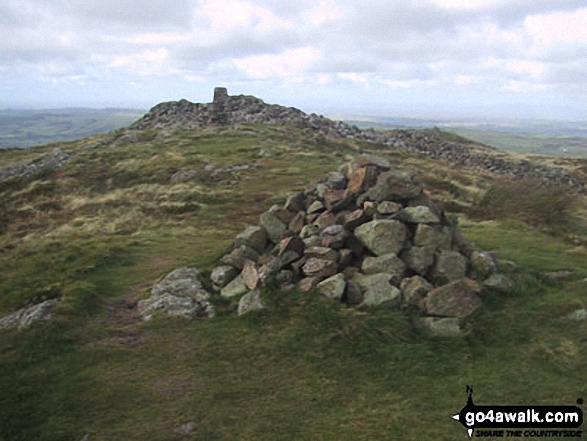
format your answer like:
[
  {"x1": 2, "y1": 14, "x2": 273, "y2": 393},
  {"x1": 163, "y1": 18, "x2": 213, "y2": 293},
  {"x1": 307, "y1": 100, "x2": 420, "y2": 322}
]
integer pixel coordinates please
[
  {"x1": 0, "y1": 299, "x2": 59, "y2": 330},
  {"x1": 211, "y1": 265, "x2": 238, "y2": 291},
  {"x1": 400, "y1": 246, "x2": 435, "y2": 276},
  {"x1": 397, "y1": 206, "x2": 440, "y2": 224},
  {"x1": 424, "y1": 278, "x2": 482, "y2": 318},
  {"x1": 221, "y1": 275, "x2": 249, "y2": 298},
  {"x1": 138, "y1": 292, "x2": 213, "y2": 320},
  {"x1": 151, "y1": 268, "x2": 203, "y2": 297},
  {"x1": 299, "y1": 277, "x2": 319, "y2": 292},
  {"x1": 354, "y1": 273, "x2": 401, "y2": 308},
  {"x1": 362, "y1": 201, "x2": 377, "y2": 217},
  {"x1": 323, "y1": 188, "x2": 353, "y2": 212},
  {"x1": 469, "y1": 251, "x2": 497, "y2": 279},
  {"x1": 361, "y1": 253, "x2": 406, "y2": 285},
  {"x1": 288, "y1": 212, "x2": 306, "y2": 233},
  {"x1": 377, "y1": 201, "x2": 401, "y2": 215},
  {"x1": 566, "y1": 309, "x2": 587, "y2": 321},
  {"x1": 353, "y1": 153, "x2": 391, "y2": 170},
  {"x1": 235, "y1": 226, "x2": 268, "y2": 253},
  {"x1": 313, "y1": 211, "x2": 337, "y2": 230},
  {"x1": 302, "y1": 258, "x2": 338, "y2": 278},
  {"x1": 278, "y1": 235, "x2": 305, "y2": 257},
  {"x1": 325, "y1": 171, "x2": 347, "y2": 189},
  {"x1": 300, "y1": 224, "x2": 319, "y2": 238},
  {"x1": 415, "y1": 317, "x2": 462, "y2": 336},
  {"x1": 413, "y1": 224, "x2": 452, "y2": 249},
  {"x1": 539, "y1": 270, "x2": 575, "y2": 282},
  {"x1": 482, "y1": 273, "x2": 514, "y2": 293},
  {"x1": 276, "y1": 270, "x2": 295, "y2": 285},
  {"x1": 304, "y1": 246, "x2": 339, "y2": 262},
  {"x1": 496, "y1": 259, "x2": 518, "y2": 273},
  {"x1": 284, "y1": 192, "x2": 306, "y2": 212},
  {"x1": 346, "y1": 166, "x2": 377, "y2": 194},
  {"x1": 259, "y1": 211, "x2": 286, "y2": 243},
  {"x1": 174, "y1": 422, "x2": 197, "y2": 437},
  {"x1": 307, "y1": 200, "x2": 325, "y2": 214},
  {"x1": 170, "y1": 168, "x2": 197, "y2": 182},
  {"x1": 269, "y1": 204, "x2": 293, "y2": 224},
  {"x1": 338, "y1": 249, "x2": 353, "y2": 267},
  {"x1": 221, "y1": 245, "x2": 259, "y2": 270},
  {"x1": 238, "y1": 289, "x2": 264, "y2": 315},
  {"x1": 320, "y1": 225, "x2": 348, "y2": 249},
  {"x1": 400, "y1": 276, "x2": 433, "y2": 307},
  {"x1": 241, "y1": 260, "x2": 260, "y2": 290},
  {"x1": 432, "y1": 251, "x2": 468, "y2": 285},
  {"x1": 345, "y1": 280, "x2": 364, "y2": 305},
  {"x1": 354, "y1": 220, "x2": 408, "y2": 256},
  {"x1": 342, "y1": 209, "x2": 369, "y2": 231},
  {"x1": 365, "y1": 170, "x2": 423, "y2": 202},
  {"x1": 317, "y1": 273, "x2": 346, "y2": 300},
  {"x1": 316, "y1": 183, "x2": 327, "y2": 199}
]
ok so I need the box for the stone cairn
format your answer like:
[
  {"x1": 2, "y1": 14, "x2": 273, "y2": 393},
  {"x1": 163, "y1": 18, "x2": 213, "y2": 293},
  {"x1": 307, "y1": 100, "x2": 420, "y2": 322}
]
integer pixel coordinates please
[{"x1": 210, "y1": 153, "x2": 514, "y2": 335}]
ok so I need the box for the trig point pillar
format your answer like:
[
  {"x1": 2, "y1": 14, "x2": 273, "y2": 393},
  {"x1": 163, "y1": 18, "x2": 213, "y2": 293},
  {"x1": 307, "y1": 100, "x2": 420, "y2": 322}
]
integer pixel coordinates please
[{"x1": 213, "y1": 87, "x2": 228, "y2": 103}]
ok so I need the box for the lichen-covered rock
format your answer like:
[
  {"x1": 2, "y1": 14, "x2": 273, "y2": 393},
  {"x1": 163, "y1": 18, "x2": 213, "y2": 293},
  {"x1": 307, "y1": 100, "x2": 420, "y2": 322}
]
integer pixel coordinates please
[
  {"x1": 221, "y1": 275, "x2": 249, "y2": 298},
  {"x1": 400, "y1": 276, "x2": 433, "y2": 307},
  {"x1": 424, "y1": 278, "x2": 482, "y2": 318},
  {"x1": 401, "y1": 246, "x2": 435, "y2": 276},
  {"x1": 415, "y1": 317, "x2": 462, "y2": 336},
  {"x1": 432, "y1": 250, "x2": 468, "y2": 285},
  {"x1": 365, "y1": 170, "x2": 423, "y2": 202},
  {"x1": 317, "y1": 273, "x2": 346, "y2": 300},
  {"x1": 259, "y1": 211, "x2": 286, "y2": 243},
  {"x1": 0, "y1": 299, "x2": 59, "y2": 330},
  {"x1": 482, "y1": 273, "x2": 514, "y2": 293},
  {"x1": 211, "y1": 265, "x2": 238, "y2": 291},
  {"x1": 397, "y1": 206, "x2": 440, "y2": 224},
  {"x1": 470, "y1": 251, "x2": 497, "y2": 279},
  {"x1": 354, "y1": 273, "x2": 401, "y2": 308},
  {"x1": 302, "y1": 258, "x2": 338, "y2": 278},
  {"x1": 361, "y1": 253, "x2": 406, "y2": 285},
  {"x1": 235, "y1": 226, "x2": 267, "y2": 253},
  {"x1": 354, "y1": 220, "x2": 408, "y2": 256},
  {"x1": 151, "y1": 267, "x2": 204, "y2": 297},
  {"x1": 238, "y1": 289, "x2": 264, "y2": 315},
  {"x1": 241, "y1": 259, "x2": 260, "y2": 290},
  {"x1": 221, "y1": 245, "x2": 259, "y2": 270},
  {"x1": 413, "y1": 224, "x2": 452, "y2": 249}
]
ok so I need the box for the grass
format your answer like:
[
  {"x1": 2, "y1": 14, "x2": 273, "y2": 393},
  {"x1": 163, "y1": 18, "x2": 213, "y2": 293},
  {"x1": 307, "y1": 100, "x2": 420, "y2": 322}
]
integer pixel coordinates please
[{"x1": 0, "y1": 123, "x2": 586, "y2": 440}]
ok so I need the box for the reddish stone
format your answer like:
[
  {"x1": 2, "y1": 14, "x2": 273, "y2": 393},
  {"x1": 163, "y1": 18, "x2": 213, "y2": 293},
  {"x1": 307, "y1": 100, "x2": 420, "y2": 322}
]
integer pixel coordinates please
[{"x1": 347, "y1": 166, "x2": 377, "y2": 194}]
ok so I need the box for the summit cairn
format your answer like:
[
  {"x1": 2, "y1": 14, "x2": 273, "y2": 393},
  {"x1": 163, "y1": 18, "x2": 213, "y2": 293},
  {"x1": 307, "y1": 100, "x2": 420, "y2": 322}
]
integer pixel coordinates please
[{"x1": 211, "y1": 153, "x2": 514, "y2": 334}]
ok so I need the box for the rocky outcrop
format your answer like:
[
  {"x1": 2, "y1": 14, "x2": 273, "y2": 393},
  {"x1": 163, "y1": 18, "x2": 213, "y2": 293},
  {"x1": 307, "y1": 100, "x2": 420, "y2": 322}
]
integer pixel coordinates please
[
  {"x1": 128, "y1": 88, "x2": 583, "y2": 189},
  {"x1": 0, "y1": 148, "x2": 70, "y2": 184},
  {"x1": 139, "y1": 268, "x2": 214, "y2": 320},
  {"x1": 210, "y1": 153, "x2": 514, "y2": 333},
  {"x1": 0, "y1": 299, "x2": 59, "y2": 329}
]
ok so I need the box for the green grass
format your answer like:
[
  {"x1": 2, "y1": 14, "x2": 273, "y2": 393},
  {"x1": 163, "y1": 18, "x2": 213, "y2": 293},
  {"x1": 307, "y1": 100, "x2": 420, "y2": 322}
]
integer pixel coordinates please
[{"x1": 0, "y1": 123, "x2": 586, "y2": 440}]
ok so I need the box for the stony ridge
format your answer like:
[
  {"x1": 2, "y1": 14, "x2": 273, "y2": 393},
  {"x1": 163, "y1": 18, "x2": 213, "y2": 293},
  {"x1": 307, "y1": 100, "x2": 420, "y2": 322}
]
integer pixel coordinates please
[{"x1": 129, "y1": 88, "x2": 583, "y2": 189}]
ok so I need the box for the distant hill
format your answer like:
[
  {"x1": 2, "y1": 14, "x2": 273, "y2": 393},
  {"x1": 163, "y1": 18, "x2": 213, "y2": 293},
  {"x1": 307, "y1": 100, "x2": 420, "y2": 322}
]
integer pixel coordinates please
[{"x1": 0, "y1": 108, "x2": 144, "y2": 149}]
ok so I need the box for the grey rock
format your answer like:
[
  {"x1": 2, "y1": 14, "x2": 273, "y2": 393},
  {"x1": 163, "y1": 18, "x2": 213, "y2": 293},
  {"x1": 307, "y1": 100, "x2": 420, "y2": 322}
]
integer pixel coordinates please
[
  {"x1": 361, "y1": 253, "x2": 406, "y2": 285},
  {"x1": 345, "y1": 280, "x2": 364, "y2": 305},
  {"x1": 211, "y1": 265, "x2": 238, "y2": 291},
  {"x1": 354, "y1": 273, "x2": 401, "y2": 308},
  {"x1": 307, "y1": 200, "x2": 325, "y2": 214},
  {"x1": 496, "y1": 259, "x2": 518, "y2": 273},
  {"x1": 259, "y1": 211, "x2": 286, "y2": 243},
  {"x1": 317, "y1": 273, "x2": 346, "y2": 300},
  {"x1": 397, "y1": 206, "x2": 440, "y2": 224},
  {"x1": 400, "y1": 276, "x2": 433, "y2": 307},
  {"x1": 0, "y1": 299, "x2": 59, "y2": 330},
  {"x1": 424, "y1": 278, "x2": 482, "y2": 318},
  {"x1": 352, "y1": 153, "x2": 391, "y2": 170},
  {"x1": 432, "y1": 251, "x2": 468, "y2": 285},
  {"x1": 413, "y1": 224, "x2": 452, "y2": 249},
  {"x1": 566, "y1": 309, "x2": 587, "y2": 321},
  {"x1": 482, "y1": 273, "x2": 514, "y2": 293},
  {"x1": 138, "y1": 292, "x2": 213, "y2": 320},
  {"x1": 401, "y1": 246, "x2": 435, "y2": 276},
  {"x1": 354, "y1": 220, "x2": 408, "y2": 256},
  {"x1": 151, "y1": 267, "x2": 203, "y2": 297},
  {"x1": 325, "y1": 171, "x2": 347, "y2": 189},
  {"x1": 377, "y1": 201, "x2": 401, "y2": 215},
  {"x1": 238, "y1": 289, "x2": 264, "y2": 315},
  {"x1": 540, "y1": 270, "x2": 575, "y2": 282},
  {"x1": 365, "y1": 170, "x2": 423, "y2": 202},
  {"x1": 300, "y1": 224, "x2": 319, "y2": 239},
  {"x1": 235, "y1": 226, "x2": 267, "y2": 253},
  {"x1": 220, "y1": 245, "x2": 259, "y2": 270},
  {"x1": 415, "y1": 317, "x2": 462, "y2": 336},
  {"x1": 470, "y1": 251, "x2": 497, "y2": 279},
  {"x1": 174, "y1": 422, "x2": 197, "y2": 437},
  {"x1": 170, "y1": 168, "x2": 197, "y2": 182},
  {"x1": 221, "y1": 275, "x2": 249, "y2": 298},
  {"x1": 302, "y1": 258, "x2": 338, "y2": 278},
  {"x1": 304, "y1": 246, "x2": 339, "y2": 262}
]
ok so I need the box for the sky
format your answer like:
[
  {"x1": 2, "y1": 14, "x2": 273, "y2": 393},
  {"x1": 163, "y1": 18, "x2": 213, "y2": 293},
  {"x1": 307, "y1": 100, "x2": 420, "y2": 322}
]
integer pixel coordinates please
[{"x1": 2, "y1": 0, "x2": 587, "y2": 120}]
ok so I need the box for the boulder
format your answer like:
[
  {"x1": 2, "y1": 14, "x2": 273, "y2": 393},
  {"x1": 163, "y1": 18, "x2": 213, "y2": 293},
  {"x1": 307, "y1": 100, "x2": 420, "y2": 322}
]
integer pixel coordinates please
[
  {"x1": 211, "y1": 265, "x2": 238, "y2": 291},
  {"x1": 397, "y1": 206, "x2": 440, "y2": 224},
  {"x1": 288, "y1": 212, "x2": 306, "y2": 233},
  {"x1": 469, "y1": 251, "x2": 497, "y2": 279},
  {"x1": 241, "y1": 259, "x2": 260, "y2": 290},
  {"x1": 424, "y1": 278, "x2": 482, "y2": 318},
  {"x1": 415, "y1": 317, "x2": 463, "y2": 337},
  {"x1": 365, "y1": 170, "x2": 422, "y2": 202},
  {"x1": 235, "y1": 226, "x2": 267, "y2": 253},
  {"x1": 221, "y1": 245, "x2": 259, "y2": 270},
  {"x1": 400, "y1": 276, "x2": 433, "y2": 307},
  {"x1": 221, "y1": 275, "x2": 248, "y2": 298},
  {"x1": 317, "y1": 273, "x2": 346, "y2": 300},
  {"x1": 342, "y1": 209, "x2": 370, "y2": 231},
  {"x1": 361, "y1": 253, "x2": 406, "y2": 285},
  {"x1": 238, "y1": 289, "x2": 264, "y2": 315},
  {"x1": 325, "y1": 171, "x2": 347, "y2": 189},
  {"x1": 355, "y1": 273, "x2": 401, "y2": 308},
  {"x1": 323, "y1": 188, "x2": 353, "y2": 212},
  {"x1": 432, "y1": 250, "x2": 468, "y2": 285},
  {"x1": 302, "y1": 258, "x2": 338, "y2": 278},
  {"x1": 151, "y1": 267, "x2": 204, "y2": 297},
  {"x1": 0, "y1": 299, "x2": 59, "y2": 330},
  {"x1": 346, "y1": 166, "x2": 377, "y2": 194},
  {"x1": 354, "y1": 220, "x2": 409, "y2": 256},
  {"x1": 259, "y1": 211, "x2": 286, "y2": 243},
  {"x1": 413, "y1": 224, "x2": 452, "y2": 249},
  {"x1": 482, "y1": 273, "x2": 514, "y2": 293},
  {"x1": 400, "y1": 246, "x2": 435, "y2": 276}
]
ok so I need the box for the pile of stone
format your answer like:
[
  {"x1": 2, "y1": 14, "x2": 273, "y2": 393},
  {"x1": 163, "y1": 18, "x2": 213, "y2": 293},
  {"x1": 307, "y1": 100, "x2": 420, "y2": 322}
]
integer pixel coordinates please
[
  {"x1": 211, "y1": 153, "x2": 514, "y2": 334},
  {"x1": 127, "y1": 88, "x2": 583, "y2": 190}
]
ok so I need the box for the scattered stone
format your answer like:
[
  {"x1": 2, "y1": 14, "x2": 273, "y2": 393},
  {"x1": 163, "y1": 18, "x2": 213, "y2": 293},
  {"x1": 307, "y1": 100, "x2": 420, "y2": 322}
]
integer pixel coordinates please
[
  {"x1": 496, "y1": 259, "x2": 518, "y2": 273},
  {"x1": 0, "y1": 299, "x2": 59, "y2": 330},
  {"x1": 415, "y1": 317, "x2": 462, "y2": 336},
  {"x1": 307, "y1": 200, "x2": 325, "y2": 214},
  {"x1": 238, "y1": 289, "x2": 264, "y2": 315},
  {"x1": 482, "y1": 273, "x2": 514, "y2": 293},
  {"x1": 470, "y1": 251, "x2": 497, "y2": 279},
  {"x1": 540, "y1": 270, "x2": 575, "y2": 282},
  {"x1": 174, "y1": 422, "x2": 197, "y2": 437},
  {"x1": 170, "y1": 168, "x2": 197, "y2": 182},
  {"x1": 345, "y1": 280, "x2": 364, "y2": 305},
  {"x1": 566, "y1": 309, "x2": 587, "y2": 321}
]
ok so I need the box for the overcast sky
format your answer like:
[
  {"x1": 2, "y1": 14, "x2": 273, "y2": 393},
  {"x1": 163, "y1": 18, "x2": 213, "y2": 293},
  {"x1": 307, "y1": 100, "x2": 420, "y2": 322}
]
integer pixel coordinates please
[{"x1": 2, "y1": 0, "x2": 587, "y2": 119}]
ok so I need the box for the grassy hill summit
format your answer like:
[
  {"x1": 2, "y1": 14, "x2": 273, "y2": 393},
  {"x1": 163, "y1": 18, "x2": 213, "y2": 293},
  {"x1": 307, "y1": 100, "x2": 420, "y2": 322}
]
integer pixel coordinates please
[{"x1": 0, "y1": 88, "x2": 586, "y2": 440}]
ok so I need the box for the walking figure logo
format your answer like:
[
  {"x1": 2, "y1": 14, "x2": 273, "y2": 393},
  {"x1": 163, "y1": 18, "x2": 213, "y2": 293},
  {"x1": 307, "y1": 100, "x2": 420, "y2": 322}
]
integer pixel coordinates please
[{"x1": 452, "y1": 385, "x2": 476, "y2": 439}]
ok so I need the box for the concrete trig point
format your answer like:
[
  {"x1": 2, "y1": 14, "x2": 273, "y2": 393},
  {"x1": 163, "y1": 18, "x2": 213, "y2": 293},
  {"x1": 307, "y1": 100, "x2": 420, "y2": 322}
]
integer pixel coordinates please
[{"x1": 213, "y1": 87, "x2": 228, "y2": 103}]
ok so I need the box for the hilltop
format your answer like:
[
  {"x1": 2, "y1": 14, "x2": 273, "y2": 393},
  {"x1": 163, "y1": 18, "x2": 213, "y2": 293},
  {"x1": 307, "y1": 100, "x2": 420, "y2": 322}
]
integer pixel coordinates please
[{"x1": 0, "y1": 89, "x2": 586, "y2": 440}]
